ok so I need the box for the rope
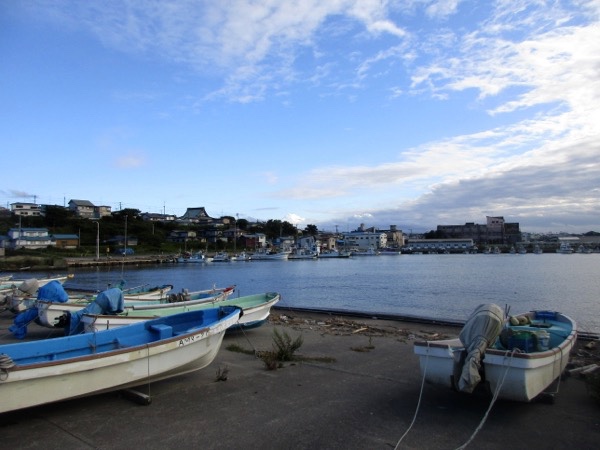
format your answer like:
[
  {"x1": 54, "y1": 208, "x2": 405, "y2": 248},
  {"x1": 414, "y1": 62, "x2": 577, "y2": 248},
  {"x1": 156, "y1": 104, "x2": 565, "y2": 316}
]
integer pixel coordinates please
[
  {"x1": 145, "y1": 343, "x2": 151, "y2": 397},
  {"x1": 540, "y1": 346, "x2": 564, "y2": 396},
  {"x1": 0, "y1": 353, "x2": 15, "y2": 381},
  {"x1": 455, "y1": 349, "x2": 517, "y2": 450},
  {"x1": 236, "y1": 320, "x2": 259, "y2": 356},
  {"x1": 393, "y1": 342, "x2": 431, "y2": 449}
]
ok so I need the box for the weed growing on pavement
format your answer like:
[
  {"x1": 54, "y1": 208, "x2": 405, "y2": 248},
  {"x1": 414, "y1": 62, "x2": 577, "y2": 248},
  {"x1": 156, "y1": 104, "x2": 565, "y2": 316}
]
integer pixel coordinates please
[{"x1": 215, "y1": 365, "x2": 229, "y2": 381}]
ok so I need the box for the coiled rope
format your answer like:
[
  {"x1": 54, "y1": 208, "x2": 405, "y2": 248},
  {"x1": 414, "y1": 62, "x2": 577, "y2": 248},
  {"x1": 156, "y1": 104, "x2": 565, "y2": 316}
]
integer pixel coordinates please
[{"x1": 0, "y1": 353, "x2": 15, "y2": 381}]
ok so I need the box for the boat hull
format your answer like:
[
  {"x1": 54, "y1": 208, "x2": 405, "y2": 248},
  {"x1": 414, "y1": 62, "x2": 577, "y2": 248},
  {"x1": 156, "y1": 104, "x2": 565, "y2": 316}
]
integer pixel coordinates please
[
  {"x1": 414, "y1": 311, "x2": 577, "y2": 402},
  {"x1": 36, "y1": 286, "x2": 234, "y2": 328},
  {"x1": 83, "y1": 293, "x2": 280, "y2": 331},
  {"x1": 250, "y1": 252, "x2": 289, "y2": 260},
  {"x1": 0, "y1": 307, "x2": 241, "y2": 413}
]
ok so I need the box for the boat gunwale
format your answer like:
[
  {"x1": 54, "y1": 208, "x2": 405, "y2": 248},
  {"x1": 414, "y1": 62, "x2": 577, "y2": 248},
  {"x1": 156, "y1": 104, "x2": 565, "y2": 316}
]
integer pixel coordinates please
[
  {"x1": 3, "y1": 309, "x2": 241, "y2": 372},
  {"x1": 82, "y1": 293, "x2": 280, "y2": 328},
  {"x1": 414, "y1": 312, "x2": 577, "y2": 361}
]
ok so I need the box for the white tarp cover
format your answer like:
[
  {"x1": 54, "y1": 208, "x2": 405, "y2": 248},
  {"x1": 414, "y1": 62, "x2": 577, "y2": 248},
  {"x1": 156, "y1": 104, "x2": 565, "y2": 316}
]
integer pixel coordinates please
[{"x1": 457, "y1": 303, "x2": 504, "y2": 393}]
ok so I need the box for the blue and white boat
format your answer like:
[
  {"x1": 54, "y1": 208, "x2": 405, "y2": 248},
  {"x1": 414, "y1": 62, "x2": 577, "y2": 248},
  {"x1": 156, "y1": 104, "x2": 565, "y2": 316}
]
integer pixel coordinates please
[{"x1": 0, "y1": 306, "x2": 241, "y2": 414}]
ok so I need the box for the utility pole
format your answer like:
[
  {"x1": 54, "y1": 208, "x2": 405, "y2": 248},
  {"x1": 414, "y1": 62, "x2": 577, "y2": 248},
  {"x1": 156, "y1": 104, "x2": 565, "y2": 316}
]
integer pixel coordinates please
[{"x1": 93, "y1": 220, "x2": 100, "y2": 260}]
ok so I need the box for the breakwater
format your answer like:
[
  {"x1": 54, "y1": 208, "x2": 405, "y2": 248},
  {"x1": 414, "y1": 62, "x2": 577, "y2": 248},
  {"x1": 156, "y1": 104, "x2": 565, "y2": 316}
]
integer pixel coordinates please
[{"x1": 63, "y1": 255, "x2": 178, "y2": 267}]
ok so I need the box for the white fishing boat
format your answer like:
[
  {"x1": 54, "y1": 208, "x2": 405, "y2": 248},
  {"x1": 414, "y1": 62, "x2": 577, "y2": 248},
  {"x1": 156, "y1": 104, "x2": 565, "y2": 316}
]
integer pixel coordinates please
[
  {"x1": 4, "y1": 276, "x2": 76, "y2": 313},
  {"x1": 1, "y1": 275, "x2": 73, "y2": 305},
  {"x1": 121, "y1": 284, "x2": 173, "y2": 301},
  {"x1": 0, "y1": 306, "x2": 241, "y2": 414},
  {"x1": 231, "y1": 252, "x2": 251, "y2": 261},
  {"x1": 318, "y1": 249, "x2": 351, "y2": 258},
  {"x1": 177, "y1": 252, "x2": 208, "y2": 263},
  {"x1": 0, "y1": 274, "x2": 72, "y2": 292},
  {"x1": 556, "y1": 242, "x2": 574, "y2": 254},
  {"x1": 82, "y1": 292, "x2": 280, "y2": 332},
  {"x1": 211, "y1": 252, "x2": 231, "y2": 262},
  {"x1": 288, "y1": 248, "x2": 317, "y2": 260},
  {"x1": 35, "y1": 285, "x2": 235, "y2": 329},
  {"x1": 351, "y1": 247, "x2": 380, "y2": 256},
  {"x1": 250, "y1": 249, "x2": 290, "y2": 260},
  {"x1": 413, "y1": 304, "x2": 577, "y2": 402}
]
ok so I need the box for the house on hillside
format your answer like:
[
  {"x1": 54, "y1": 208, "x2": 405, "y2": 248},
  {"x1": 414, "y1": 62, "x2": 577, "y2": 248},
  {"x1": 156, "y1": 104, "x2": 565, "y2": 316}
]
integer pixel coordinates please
[
  {"x1": 68, "y1": 200, "x2": 112, "y2": 219},
  {"x1": 167, "y1": 230, "x2": 198, "y2": 244},
  {"x1": 3, "y1": 228, "x2": 55, "y2": 249},
  {"x1": 240, "y1": 233, "x2": 267, "y2": 249},
  {"x1": 10, "y1": 202, "x2": 42, "y2": 217},
  {"x1": 53, "y1": 234, "x2": 79, "y2": 249}
]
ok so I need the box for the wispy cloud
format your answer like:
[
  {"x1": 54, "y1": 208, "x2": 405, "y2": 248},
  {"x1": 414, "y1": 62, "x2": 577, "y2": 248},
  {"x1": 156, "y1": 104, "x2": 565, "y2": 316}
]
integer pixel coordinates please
[
  {"x1": 10, "y1": 1, "x2": 600, "y2": 232},
  {"x1": 114, "y1": 153, "x2": 147, "y2": 169}
]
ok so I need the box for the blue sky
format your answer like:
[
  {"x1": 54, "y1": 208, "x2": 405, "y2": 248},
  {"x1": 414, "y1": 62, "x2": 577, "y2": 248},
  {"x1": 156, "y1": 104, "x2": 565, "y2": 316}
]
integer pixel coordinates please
[{"x1": 1, "y1": 1, "x2": 599, "y2": 234}]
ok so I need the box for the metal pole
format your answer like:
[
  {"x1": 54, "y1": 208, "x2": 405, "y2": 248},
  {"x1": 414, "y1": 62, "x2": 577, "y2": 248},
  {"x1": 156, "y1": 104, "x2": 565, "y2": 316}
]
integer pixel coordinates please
[{"x1": 96, "y1": 221, "x2": 100, "y2": 260}]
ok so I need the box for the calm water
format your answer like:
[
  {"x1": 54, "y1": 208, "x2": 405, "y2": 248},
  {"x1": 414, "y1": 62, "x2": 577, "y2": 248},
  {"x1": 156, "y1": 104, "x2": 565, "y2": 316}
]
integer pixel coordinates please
[{"x1": 31, "y1": 253, "x2": 600, "y2": 334}]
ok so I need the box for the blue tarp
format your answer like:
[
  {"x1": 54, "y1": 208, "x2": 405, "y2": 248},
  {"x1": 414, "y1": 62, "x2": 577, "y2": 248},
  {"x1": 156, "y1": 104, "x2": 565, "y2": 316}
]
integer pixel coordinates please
[
  {"x1": 67, "y1": 288, "x2": 125, "y2": 336},
  {"x1": 37, "y1": 280, "x2": 69, "y2": 303},
  {"x1": 9, "y1": 280, "x2": 69, "y2": 339},
  {"x1": 9, "y1": 308, "x2": 39, "y2": 339}
]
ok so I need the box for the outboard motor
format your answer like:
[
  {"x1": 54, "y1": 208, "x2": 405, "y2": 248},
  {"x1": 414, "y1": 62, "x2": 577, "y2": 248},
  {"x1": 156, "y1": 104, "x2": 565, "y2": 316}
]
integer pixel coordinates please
[{"x1": 456, "y1": 304, "x2": 504, "y2": 393}]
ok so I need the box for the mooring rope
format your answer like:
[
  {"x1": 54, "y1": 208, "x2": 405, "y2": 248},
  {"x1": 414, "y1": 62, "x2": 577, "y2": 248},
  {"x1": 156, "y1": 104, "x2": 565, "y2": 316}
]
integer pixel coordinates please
[
  {"x1": 393, "y1": 341, "x2": 431, "y2": 449},
  {"x1": 454, "y1": 349, "x2": 517, "y2": 449},
  {"x1": 236, "y1": 319, "x2": 259, "y2": 356},
  {"x1": 145, "y1": 343, "x2": 151, "y2": 397},
  {"x1": 541, "y1": 347, "x2": 564, "y2": 396}
]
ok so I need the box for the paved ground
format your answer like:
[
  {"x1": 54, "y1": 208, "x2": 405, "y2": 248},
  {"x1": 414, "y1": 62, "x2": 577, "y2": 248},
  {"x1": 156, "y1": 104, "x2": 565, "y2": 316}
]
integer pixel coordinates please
[{"x1": 0, "y1": 308, "x2": 598, "y2": 449}]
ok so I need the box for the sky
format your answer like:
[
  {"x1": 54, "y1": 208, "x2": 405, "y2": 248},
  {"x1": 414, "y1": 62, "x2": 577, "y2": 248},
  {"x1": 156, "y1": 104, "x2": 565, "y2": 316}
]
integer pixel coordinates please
[{"x1": 1, "y1": 1, "x2": 599, "y2": 234}]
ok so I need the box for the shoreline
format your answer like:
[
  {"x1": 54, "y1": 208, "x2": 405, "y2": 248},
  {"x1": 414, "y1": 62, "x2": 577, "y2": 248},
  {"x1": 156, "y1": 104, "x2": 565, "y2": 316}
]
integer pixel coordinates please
[{"x1": 1, "y1": 307, "x2": 598, "y2": 448}]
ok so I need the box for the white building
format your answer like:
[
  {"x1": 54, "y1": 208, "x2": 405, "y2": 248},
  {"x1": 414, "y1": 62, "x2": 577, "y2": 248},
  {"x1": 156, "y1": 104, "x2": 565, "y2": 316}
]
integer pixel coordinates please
[
  {"x1": 342, "y1": 230, "x2": 387, "y2": 250},
  {"x1": 10, "y1": 202, "x2": 42, "y2": 217},
  {"x1": 6, "y1": 228, "x2": 56, "y2": 249}
]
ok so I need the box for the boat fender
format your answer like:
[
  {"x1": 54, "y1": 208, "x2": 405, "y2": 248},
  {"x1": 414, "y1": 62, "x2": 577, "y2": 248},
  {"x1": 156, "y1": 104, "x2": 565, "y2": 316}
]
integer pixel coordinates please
[{"x1": 511, "y1": 315, "x2": 530, "y2": 325}]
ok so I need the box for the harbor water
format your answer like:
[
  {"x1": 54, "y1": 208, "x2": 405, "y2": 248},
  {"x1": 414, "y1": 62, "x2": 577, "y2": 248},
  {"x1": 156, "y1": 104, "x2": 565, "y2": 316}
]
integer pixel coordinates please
[{"x1": 28, "y1": 253, "x2": 600, "y2": 335}]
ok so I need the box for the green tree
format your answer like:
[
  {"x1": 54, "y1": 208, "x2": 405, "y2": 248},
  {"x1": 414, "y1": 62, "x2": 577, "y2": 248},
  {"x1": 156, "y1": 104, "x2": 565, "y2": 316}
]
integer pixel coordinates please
[{"x1": 304, "y1": 224, "x2": 318, "y2": 236}]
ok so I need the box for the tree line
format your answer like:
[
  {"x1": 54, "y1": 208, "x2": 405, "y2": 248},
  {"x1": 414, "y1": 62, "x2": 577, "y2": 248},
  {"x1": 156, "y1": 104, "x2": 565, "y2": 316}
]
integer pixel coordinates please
[{"x1": 0, "y1": 207, "x2": 320, "y2": 255}]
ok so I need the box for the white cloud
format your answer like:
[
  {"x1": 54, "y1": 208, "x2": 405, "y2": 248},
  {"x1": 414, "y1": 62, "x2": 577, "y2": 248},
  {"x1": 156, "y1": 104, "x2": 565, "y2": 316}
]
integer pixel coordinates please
[
  {"x1": 114, "y1": 153, "x2": 147, "y2": 169},
  {"x1": 283, "y1": 213, "x2": 305, "y2": 225},
  {"x1": 425, "y1": 0, "x2": 462, "y2": 19}
]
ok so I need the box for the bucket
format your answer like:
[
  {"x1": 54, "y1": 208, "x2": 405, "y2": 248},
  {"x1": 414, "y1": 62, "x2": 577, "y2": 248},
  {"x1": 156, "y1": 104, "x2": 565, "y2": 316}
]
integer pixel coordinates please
[{"x1": 536, "y1": 330, "x2": 550, "y2": 351}]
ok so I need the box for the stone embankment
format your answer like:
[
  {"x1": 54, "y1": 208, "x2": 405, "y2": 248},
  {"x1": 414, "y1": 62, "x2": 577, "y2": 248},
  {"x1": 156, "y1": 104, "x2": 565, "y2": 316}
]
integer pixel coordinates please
[
  {"x1": 0, "y1": 255, "x2": 179, "y2": 271},
  {"x1": 63, "y1": 255, "x2": 178, "y2": 268}
]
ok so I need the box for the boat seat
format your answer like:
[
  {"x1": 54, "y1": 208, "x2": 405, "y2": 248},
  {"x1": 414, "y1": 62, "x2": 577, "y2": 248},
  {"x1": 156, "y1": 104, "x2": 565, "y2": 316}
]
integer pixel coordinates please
[{"x1": 149, "y1": 323, "x2": 173, "y2": 339}]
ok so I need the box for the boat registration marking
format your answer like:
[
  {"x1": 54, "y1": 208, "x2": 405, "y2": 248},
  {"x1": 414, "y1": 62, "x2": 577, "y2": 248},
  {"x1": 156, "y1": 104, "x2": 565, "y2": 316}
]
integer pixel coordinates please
[{"x1": 178, "y1": 329, "x2": 210, "y2": 346}]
